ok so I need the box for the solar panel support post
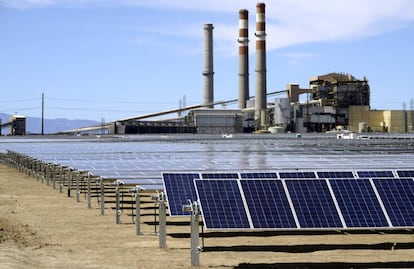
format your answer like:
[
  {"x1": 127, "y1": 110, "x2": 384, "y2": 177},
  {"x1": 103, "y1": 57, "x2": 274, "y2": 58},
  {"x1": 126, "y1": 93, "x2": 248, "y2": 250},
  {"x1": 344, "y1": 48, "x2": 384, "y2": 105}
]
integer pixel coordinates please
[
  {"x1": 129, "y1": 185, "x2": 143, "y2": 235},
  {"x1": 113, "y1": 180, "x2": 125, "y2": 224},
  {"x1": 46, "y1": 163, "x2": 50, "y2": 186},
  {"x1": 52, "y1": 165, "x2": 56, "y2": 190},
  {"x1": 136, "y1": 190, "x2": 141, "y2": 235},
  {"x1": 158, "y1": 192, "x2": 167, "y2": 249},
  {"x1": 47, "y1": 164, "x2": 52, "y2": 186},
  {"x1": 190, "y1": 201, "x2": 201, "y2": 267},
  {"x1": 67, "y1": 169, "x2": 71, "y2": 197},
  {"x1": 41, "y1": 162, "x2": 45, "y2": 183},
  {"x1": 116, "y1": 185, "x2": 121, "y2": 224},
  {"x1": 100, "y1": 177, "x2": 105, "y2": 215},
  {"x1": 35, "y1": 161, "x2": 39, "y2": 180},
  {"x1": 37, "y1": 161, "x2": 41, "y2": 180},
  {"x1": 76, "y1": 171, "x2": 80, "y2": 203},
  {"x1": 87, "y1": 173, "x2": 92, "y2": 209}
]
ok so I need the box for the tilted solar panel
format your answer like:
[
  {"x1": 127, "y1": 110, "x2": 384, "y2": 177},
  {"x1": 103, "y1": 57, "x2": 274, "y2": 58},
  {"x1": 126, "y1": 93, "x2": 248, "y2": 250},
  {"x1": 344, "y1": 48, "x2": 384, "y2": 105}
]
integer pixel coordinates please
[
  {"x1": 373, "y1": 178, "x2": 414, "y2": 227},
  {"x1": 162, "y1": 173, "x2": 200, "y2": 216},
  {"x1": 329, "y1": 179, "x2": 389, "y2": 228},
  {"x1": 194, "y1": 179, "x2": 251, "y2": 229},
  {"x1": 240, "y1": 172, "x2": 277, "y2": 179},
  {"x1": 286, "y1": 179, "x2": 343, "y2": 228},
  {"x1": 317, "y1": 171, "x2": 355, "y2": 179},
  {"x1": 241, "y1": 179, "x2": 297, "y2": 229},
  {"x1": 279, "y1": 171, "x2": 316, "y2": 179},
  {"x1": 356, "y1": 170, "x2": 394, "y2": 178},
  {"x1": 396, "y1": 170, "x2": 414, "y2": 178},
  {"x1": 201, "y1": 173, "x2": 239, "y2": 179}
]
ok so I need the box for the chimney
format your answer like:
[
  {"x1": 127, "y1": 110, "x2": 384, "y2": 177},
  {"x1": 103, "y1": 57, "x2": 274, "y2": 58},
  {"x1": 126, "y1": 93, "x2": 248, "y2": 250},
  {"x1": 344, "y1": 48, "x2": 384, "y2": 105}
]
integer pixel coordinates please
[
  {"x1": 238, "y1": 9, "x2": 249, "y2": 109},
  {"x1": 254, "y1": 2, "x2": 267, "y2": 129},
  {"x1": 202, "y1": 24, "x2": 214, "y2": 108}
]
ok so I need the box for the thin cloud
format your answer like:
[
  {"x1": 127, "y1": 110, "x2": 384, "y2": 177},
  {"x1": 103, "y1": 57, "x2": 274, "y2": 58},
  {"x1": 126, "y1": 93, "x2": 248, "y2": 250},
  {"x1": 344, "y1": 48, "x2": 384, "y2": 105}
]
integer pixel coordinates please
[
  {"x1": 0, "y1": 0, "x2": 55, "y2": 8},
  {"x1": 278, "y1": 52, "x2": 318, "y2": 66},
  {"x1": 3, "y1": 0, "x2": 414, "y2": 52}
]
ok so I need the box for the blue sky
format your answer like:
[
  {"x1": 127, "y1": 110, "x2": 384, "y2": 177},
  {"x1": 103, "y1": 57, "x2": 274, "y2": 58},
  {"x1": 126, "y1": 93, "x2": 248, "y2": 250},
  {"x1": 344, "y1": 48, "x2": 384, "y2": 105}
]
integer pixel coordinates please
[{"x1": 1, "y1": 0, "x2": 414, "y2": 121}]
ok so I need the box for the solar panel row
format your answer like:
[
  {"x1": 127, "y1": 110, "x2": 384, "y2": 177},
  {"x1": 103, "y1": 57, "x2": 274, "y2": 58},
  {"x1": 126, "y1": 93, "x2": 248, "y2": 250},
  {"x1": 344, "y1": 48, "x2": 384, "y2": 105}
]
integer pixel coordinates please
[
  {"x1": 163, "y1": 173, "x2": 414, "y2": 230},
  {"x1": 162, "y1": 170, "x2": 413, "y2": 215}
]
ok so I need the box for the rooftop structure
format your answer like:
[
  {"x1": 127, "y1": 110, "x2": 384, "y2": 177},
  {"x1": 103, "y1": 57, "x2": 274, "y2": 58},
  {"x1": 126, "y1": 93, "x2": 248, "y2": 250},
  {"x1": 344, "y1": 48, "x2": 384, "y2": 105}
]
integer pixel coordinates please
[{"x1": 309, "y1": 73, "x2": 370, "y2": 126}]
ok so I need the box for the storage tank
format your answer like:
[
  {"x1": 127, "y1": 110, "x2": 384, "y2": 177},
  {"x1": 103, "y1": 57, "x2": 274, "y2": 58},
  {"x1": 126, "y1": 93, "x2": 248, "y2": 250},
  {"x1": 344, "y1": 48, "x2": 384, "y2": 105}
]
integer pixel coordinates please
[{"x1": 274, "y1": 98, "x2": 290, "y2": 126}]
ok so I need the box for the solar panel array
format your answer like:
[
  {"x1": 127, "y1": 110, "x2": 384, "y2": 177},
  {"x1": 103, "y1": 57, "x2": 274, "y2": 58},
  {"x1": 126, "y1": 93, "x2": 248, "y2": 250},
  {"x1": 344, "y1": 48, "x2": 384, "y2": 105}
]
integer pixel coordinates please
[
  {"x1": 162, "y1": 171, "x2": 414, "y2": 230},
  {"x1": 3, "y1": 136, "x2": 414, "y2": 191}
]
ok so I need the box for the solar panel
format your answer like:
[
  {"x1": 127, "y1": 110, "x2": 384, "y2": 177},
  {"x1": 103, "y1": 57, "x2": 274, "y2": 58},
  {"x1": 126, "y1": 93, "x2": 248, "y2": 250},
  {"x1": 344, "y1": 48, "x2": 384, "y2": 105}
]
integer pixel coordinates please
[
  {"x1": 317, "y1": 171, "x2": 355, "y2": 179},
  {"x1": 162, "y1": 173, "x2": 200, "y2": 216},
  {"x1": 240, "y1": 172, "x2": 277, "y2": 179},
  {"x1": 279, "y1": 171, "x2": 316, "y2": 179},
  {"x1": 194, "y1": 179, "x2": 251, "y2": 229},
  {"x1": 356, "y1": 170, "x2": 394, "y2": 178},
  {"x1": 201, "y1": 173, "x2": 239, "y2": 179},
  {"x1": 329, "y1": 179, "x2": 389, "y2": 227},
  {"x1": 241, "y1": 179, "x2": 297, "y2": 229},
  {"x1": 286, "y1": 179, "x2": 343, "y2": 228},
  {"x1": 373, "y1": 178, "x2": 414, "y2": 227},
  {"x1": 396, "y1": 170, "x2": 414, "y2": 178}
]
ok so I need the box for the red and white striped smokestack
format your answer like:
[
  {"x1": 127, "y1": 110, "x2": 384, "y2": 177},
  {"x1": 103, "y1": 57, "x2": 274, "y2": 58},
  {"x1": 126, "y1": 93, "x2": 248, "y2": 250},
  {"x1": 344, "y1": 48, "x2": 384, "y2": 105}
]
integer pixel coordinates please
[
  {"x1": 254, "y1": 2, "x2": 267, "y2": 129},
  {"x1": 202, "y1": 23, "x2": 214, "y2": 108},
  {"x1": 238, "y1": 9, "x2": 249, "y2": 109}
]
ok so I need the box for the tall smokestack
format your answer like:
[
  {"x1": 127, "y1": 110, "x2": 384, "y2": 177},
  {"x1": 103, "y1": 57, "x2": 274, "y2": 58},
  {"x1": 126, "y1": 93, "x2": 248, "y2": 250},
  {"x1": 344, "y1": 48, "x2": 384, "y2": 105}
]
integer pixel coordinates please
[
  {"x1": 238, "y1": 9, "x2": 249, "y2": 109},
  {"x1": 254, "y1": 2, "x2": 267, "y2": 129},
  {"x1": 202, "y1": 23, "x2": 214, "y2": 108}
]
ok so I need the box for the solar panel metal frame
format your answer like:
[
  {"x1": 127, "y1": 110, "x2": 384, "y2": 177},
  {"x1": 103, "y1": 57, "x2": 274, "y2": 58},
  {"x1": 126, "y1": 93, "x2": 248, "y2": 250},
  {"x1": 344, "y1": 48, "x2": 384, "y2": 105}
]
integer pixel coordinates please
[
  {"x1": 285, "y1": 179, "x2": 345, "y2": 229},
  {"x1": 356, "y1": 170, "x2": 396, "y2": 178},
  {"x1": 201, "y1": 172, "x2": 239, "y2": 179},
  {"x1": 240, "y1": 172, "x2": 278, "y2": 179},
  {"x1": 194, "y1": 179, "x2": 252, "y2": 230},
  {"x1": 372, "y1": 177, "x2": 414, "y2": 228},
  {"x1": 240, "y1": 179, "x2": 298, "y2": 229},
  {"x1": 317, "y1": 171, "x2": 356, "y2": 179},
  {"x1": 396, "y1": 170, "x2": 414, "y2": 178},
  {"x1": 162, "y1": 172, "x2": 201, "y2": 217},
  {"x1": 278, "y1": 171, "x2": 317, "y2": 179},
  {"x1": 329, "y1": 178, "x2": 390, "y2": 228}
]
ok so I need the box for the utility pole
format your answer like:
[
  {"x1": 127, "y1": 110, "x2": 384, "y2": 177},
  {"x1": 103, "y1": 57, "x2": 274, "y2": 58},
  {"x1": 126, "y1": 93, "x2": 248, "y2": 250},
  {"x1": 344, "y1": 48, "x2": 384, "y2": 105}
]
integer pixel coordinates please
[{"x1": 42, "y1": 93, "x2": 44, "y2": 135}]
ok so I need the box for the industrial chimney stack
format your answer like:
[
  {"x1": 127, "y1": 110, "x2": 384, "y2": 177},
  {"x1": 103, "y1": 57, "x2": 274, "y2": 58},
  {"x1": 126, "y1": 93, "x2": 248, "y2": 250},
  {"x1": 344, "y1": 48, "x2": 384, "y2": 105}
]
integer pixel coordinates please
[
  {"x1": 202, "y1": 23, "x2": 214, "y2": 108},
  {"x1": 238, "y1": 9, "x2": 249, "y2": 109},
  {"x1": 254, "y1": 3, "x2": 267, "y2": 129}
]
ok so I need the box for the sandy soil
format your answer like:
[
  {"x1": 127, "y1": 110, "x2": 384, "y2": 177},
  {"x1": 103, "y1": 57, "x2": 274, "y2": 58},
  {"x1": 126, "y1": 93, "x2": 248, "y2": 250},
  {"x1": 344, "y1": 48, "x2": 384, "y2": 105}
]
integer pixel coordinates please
[{"x1": 1, "y1": 163, "x2": 414, "y2": 269}]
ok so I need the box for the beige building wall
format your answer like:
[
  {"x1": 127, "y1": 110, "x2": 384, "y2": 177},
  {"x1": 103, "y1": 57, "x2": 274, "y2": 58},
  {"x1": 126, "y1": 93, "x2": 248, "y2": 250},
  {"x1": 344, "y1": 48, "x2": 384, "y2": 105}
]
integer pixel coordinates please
[{"x1": 349, "y1": 106, "x2": 413, "y2": 133}]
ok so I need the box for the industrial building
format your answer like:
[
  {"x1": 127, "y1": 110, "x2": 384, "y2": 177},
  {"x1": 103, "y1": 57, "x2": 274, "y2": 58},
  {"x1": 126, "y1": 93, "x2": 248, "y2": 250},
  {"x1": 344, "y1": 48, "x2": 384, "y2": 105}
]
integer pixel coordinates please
[{"x1": 0, "y1": 115, "x2": 26, "y2": 136}]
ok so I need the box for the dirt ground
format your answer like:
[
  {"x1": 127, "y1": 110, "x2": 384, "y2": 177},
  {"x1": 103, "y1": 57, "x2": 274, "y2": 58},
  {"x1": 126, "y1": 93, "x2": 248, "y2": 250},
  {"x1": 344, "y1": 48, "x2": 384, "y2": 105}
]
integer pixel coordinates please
[{"x1": 1, "y1": 163, "x2": 414, "y2": 269}]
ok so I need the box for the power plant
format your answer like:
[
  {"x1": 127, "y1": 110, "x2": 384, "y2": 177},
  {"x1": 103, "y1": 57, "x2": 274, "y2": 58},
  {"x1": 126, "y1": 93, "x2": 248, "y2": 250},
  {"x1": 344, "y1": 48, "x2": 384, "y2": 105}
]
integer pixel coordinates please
[{"x1": 3, "y1": 2, "x2": 413, "y2": 136}]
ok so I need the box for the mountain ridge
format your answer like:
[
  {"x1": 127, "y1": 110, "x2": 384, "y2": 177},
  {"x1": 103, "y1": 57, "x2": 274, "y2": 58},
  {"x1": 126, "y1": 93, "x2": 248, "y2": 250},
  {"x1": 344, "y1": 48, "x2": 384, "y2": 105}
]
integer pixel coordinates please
[{"x1": 0, "y1": 113, "x2": 99, "y2": 135}]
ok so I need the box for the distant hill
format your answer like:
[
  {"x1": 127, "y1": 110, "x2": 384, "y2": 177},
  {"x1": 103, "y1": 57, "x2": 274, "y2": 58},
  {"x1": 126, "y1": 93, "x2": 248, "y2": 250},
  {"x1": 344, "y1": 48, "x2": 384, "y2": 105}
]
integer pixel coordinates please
[{"x1": 0, "y1": 113, "x2": 99, "y2": 135}]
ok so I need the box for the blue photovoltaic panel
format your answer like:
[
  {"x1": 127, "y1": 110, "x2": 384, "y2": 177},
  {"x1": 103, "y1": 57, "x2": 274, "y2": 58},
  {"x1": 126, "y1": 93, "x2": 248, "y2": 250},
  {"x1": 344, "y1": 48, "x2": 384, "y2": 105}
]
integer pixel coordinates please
[
  {"x1": 241, "y1": 180, "x2": 296, "y2": 229},
  {"x1": 356, "y1": 170, "x2": 394, "y2": 178},
  {"x1": 286, "y1": 179, "x2": 343, "y2": 228},
  {"x1": 279, "y1": 171, "x2": 316, "y2": 179},
  {"x1": 162, "y1": 173, "x2": 200, "y2": 216},
  {"x1": 396, "y1": 170, "x2": 414, "y2": 178},
  {"x1": 195, "y1": 179, "x2": 251, "y2": 229},
  {"x1": 240, "y1": 172, "x2": 277, "y2": 179},
  {"x1": 317, "y1": 171, "x2": 355, "y2": 179},
  {"x1": 373, "y1": 178, "x2": 414, "y2": 227},
  {"x1": 330, "y1": 179, "x2": 389, "y2": 228},
  {"x1": 201, "y1": 173, "x2": 239, "y2": 179}
]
